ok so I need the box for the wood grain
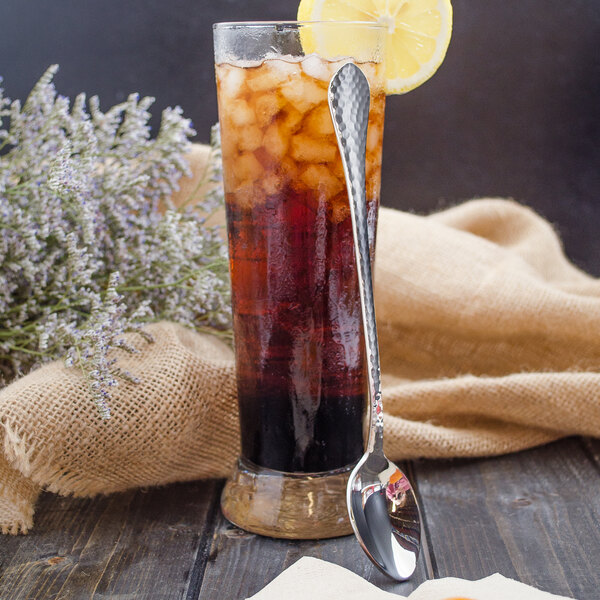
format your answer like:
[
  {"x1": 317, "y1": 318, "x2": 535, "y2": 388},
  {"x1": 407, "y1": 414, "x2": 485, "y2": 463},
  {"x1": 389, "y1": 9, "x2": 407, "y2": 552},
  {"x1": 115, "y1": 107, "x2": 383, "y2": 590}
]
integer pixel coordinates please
[
  {"x1": 1, "y1": 439, "x2": 598, "y2": 599},
  {"x1": 0, "y1": 480, "x2": 220, "y2": 599},
  {"x1": 414, "y1": 437, "x2": 600, "y2": 600}
]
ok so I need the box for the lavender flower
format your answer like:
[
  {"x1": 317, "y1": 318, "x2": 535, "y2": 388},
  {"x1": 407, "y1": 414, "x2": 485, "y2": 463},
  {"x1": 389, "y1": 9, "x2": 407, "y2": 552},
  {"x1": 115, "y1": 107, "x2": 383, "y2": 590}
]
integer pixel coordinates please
[{"x1": 0, "y1": 66, "x2": 231, "y2": 417}]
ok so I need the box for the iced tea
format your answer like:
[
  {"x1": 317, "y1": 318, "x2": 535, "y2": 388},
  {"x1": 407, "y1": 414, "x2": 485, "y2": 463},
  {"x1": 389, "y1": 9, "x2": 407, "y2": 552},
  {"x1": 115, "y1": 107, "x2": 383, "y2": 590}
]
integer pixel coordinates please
[{"x1": 216, "y1": 53, "x2": 385, "y2": 473}]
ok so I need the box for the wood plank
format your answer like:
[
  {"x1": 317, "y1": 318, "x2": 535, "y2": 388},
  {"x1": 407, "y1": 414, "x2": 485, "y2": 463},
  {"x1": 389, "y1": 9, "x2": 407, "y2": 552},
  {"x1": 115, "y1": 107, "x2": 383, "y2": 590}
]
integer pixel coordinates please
[
  {"x1": 196, "y1": 461, "x2": 431, "y2": 600},
  {"x1": 413, "y1": 437, "x2": 600, "y2": 600},
  {"x1": 197, "y1": 515, "x2": 429, "y2": 599},
  {"x1": 0, "y1": 480, "x2": 221, "y2": 599},
  {"x1": 1, "y1": 439, "x2": 598, "y2": 599},
  {"x1": 581, "y1": 436, "x2": 600, "y2": 469}
]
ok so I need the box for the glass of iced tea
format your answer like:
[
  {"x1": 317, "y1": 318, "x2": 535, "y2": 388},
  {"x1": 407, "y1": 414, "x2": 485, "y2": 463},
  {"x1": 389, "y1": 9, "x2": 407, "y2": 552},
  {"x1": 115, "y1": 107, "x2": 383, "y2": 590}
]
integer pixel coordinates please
[{"x1": 214, "y1": 21, "x2": 386, "y2": 538}]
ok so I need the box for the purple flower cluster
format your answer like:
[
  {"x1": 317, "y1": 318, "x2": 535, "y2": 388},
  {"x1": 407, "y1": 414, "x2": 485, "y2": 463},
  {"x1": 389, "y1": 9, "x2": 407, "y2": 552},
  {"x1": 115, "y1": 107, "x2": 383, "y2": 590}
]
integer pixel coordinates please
[{"x1": 0, "y1": 66, "x2": 231, "y2": 417}]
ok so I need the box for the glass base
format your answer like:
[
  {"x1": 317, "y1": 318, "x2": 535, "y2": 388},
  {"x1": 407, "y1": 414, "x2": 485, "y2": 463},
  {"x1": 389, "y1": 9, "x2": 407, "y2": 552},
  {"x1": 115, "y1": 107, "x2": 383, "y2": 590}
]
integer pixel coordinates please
[{"x1": 221, "y1": 457, "x2": 354, "y2": 539}]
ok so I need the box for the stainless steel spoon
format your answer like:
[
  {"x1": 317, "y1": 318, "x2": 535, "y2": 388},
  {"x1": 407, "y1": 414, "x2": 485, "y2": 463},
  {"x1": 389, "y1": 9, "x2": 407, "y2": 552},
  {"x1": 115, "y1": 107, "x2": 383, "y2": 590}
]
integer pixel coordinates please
[{"x1": 328, "y1": 63, "x2": 421, "y2": 581}]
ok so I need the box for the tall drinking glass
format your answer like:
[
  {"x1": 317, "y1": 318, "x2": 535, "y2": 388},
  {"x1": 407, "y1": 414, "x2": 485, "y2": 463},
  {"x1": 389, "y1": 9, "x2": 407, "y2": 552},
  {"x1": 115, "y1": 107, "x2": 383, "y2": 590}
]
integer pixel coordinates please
[{"x1": 214, "y1": 21, "x2": 386, "y2": 538}]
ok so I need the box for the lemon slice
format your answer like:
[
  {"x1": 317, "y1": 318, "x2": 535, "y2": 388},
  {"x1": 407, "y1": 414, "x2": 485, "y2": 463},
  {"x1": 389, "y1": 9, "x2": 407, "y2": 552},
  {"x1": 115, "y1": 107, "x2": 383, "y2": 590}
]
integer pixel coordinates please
[{"x1": 297, "y1": 0, "x2": 453, "y2": 94}]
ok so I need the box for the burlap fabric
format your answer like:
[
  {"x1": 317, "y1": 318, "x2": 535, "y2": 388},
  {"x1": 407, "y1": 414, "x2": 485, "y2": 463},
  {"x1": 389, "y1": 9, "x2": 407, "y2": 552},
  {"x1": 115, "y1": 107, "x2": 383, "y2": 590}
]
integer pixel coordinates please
[{"x1": 1, "y1": 146, "x2": 600, "y2": 535}]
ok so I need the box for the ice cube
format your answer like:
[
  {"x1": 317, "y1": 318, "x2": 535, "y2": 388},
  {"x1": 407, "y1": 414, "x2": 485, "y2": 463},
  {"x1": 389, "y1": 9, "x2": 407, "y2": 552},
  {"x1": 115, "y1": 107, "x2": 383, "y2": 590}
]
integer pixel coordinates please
[
  {"x1": 329, "y1": 157, "x2": 345, "y2": 180},
  {"x1": 331, "y1": 200, "x2": 350, "y2": 224},
  {"x1": 219, "y1": 126, "x2": 238, "y2": 162},
  {"x1": 305, "y1": 104, "x2": 334, "y2": 137},
  {"x1": 217, "y1": 65, "x2": 246, "y2": 98},
  {"x1": 222, "y1": 162, "x2": 236, "y2": 192},
  {"x1": 281, "y1": 157, "x2": 299, "y2": 182},
  {"x1": 228, "y1": 99, "x2": 255, "y2": 127},
  {"x1": 300, "y1": 164, "x2": 344, "y2": 198},
  {"x1": 268, "y1": 58, "x2": 302, "y2": 80},
  {"x1": 262, "y1": 173, "x2": 285, "y2": 195},
  {"x1": 370, "y1": 95, "x2": 386, "y2": 119},
  {"x1": 232, "y1": 152, "x2": 264, "y2": 184},
  {"x1": 247, "y1": 68, "x2": 279, "y2": 93},
  {"x1": 366, "y1": 122, "x2": 383, "y2": 153},
  {"x1": 368, "y1": 64, "x2": 387, "y2": 94},
  {"x1": 237, "y1": 125, "x2": 263, "y2": 152},
  {"x1": 263, "y1": 123, "x2": 289, "y2": 160},
  {"x1": 281, "y1": 106, "x2": 303, "y2": 134},
  {"x1": 301, "y1": 55, "x2": 331, "y2": 82},
  {"x1": 247, "y1": 59, "x2": 300, "y2": 92},
  {"x1": 280, "y1": 78, "x2": 325, "y2": 112},
  {"x1": 254, "y1": 93, "x2": 283, "y2": 128},
  {"x1": 233, "y1": 180, "x2": 261, "y2": 210},
  {"x1": 358, "y1": 63, "x2": 377, "y2": 85},
  {"x1": 290, "y1": 134, "x2": 337, "y2": 163},
  {"x1": 366, "y1": 164, "x2": 381, "y2": 199}
]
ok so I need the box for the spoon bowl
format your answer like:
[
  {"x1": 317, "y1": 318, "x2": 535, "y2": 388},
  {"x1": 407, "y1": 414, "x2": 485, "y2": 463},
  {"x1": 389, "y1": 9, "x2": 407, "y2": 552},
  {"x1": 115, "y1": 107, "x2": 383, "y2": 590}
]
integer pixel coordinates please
[
  {"x1": 328, "y1": 63, "x2": 421, "y2": 581},
  {"x1": 348, "y1": 450, "x2": 421, "y2": 580}
]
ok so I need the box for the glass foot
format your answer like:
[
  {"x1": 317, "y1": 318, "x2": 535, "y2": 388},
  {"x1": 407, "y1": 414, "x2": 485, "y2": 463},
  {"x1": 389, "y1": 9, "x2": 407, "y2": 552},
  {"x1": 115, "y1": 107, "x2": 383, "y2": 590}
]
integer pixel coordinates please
[{"x1": 221, "y1": 457, "x2": 354, "y2": 539}]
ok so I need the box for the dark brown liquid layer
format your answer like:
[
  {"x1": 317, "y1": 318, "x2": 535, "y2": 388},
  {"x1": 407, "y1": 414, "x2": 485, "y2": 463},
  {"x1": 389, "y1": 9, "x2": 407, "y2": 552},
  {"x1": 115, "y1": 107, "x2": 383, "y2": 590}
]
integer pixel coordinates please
[{"x1": 227, "y1": 187, "x2": 376, "y2": 472}]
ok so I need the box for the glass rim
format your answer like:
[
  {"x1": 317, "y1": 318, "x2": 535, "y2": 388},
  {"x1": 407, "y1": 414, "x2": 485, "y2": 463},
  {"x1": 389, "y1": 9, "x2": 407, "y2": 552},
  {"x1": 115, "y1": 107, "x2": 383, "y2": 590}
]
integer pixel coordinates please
[{"x1": 213, "y1": 20, "x2": 387, "y2": 30}]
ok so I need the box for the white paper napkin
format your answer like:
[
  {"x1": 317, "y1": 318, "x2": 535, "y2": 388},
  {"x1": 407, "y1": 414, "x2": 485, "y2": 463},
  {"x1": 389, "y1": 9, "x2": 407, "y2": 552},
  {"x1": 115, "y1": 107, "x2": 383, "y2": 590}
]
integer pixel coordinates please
[{"x1": 247, "y1": 557, "x2": 576, "y2": 600}]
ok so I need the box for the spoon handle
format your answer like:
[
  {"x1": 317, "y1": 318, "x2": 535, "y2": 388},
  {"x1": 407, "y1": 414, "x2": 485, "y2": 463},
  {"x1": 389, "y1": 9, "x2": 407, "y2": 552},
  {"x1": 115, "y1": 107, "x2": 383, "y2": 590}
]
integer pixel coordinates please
[{"x1": 328, "y1": 64, "x2": 384, "y2": 454}]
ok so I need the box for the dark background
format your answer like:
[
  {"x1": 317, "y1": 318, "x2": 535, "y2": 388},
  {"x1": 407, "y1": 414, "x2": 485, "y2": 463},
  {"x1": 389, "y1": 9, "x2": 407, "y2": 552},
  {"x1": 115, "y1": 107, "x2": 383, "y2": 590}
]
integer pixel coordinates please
[{"x1": 1, "y1": 0, "x2": 599, "y2": 274}]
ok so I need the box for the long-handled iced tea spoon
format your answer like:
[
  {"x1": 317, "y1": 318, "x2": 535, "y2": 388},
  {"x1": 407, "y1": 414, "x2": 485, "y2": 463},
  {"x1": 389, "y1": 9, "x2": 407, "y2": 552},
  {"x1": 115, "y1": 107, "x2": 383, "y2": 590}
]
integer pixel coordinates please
[{"x1": 328, "y1": 63, "x2": 421, "y2": 581}]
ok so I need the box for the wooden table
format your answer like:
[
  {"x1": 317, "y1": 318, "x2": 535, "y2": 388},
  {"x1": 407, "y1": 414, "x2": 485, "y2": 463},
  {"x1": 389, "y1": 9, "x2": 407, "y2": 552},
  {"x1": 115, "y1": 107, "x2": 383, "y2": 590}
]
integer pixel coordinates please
[{"x1": 1, "y1": 436, "x2": 598, "y2": 599}]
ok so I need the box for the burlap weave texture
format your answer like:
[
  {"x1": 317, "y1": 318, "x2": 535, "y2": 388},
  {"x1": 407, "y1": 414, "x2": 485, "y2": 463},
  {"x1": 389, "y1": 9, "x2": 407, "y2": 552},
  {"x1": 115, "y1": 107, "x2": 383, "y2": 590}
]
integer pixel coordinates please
[{"x1": 1, "y1": 148, "x2": 599, "y2": 535}]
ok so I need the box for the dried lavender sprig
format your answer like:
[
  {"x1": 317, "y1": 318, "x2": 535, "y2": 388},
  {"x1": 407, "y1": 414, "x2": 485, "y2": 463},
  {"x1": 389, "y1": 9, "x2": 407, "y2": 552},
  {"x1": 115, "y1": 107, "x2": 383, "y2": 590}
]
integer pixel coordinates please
[{"x1": 0, "y1": 66, "x2": 231, "y2": 416}]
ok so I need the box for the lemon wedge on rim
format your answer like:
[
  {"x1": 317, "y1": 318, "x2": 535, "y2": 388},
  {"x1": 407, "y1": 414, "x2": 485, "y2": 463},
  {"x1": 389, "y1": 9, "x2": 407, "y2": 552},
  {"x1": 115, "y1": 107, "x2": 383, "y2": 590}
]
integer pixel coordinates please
[{"x1": 297, "y1": 0, "x2": 453, "y2": 94}]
